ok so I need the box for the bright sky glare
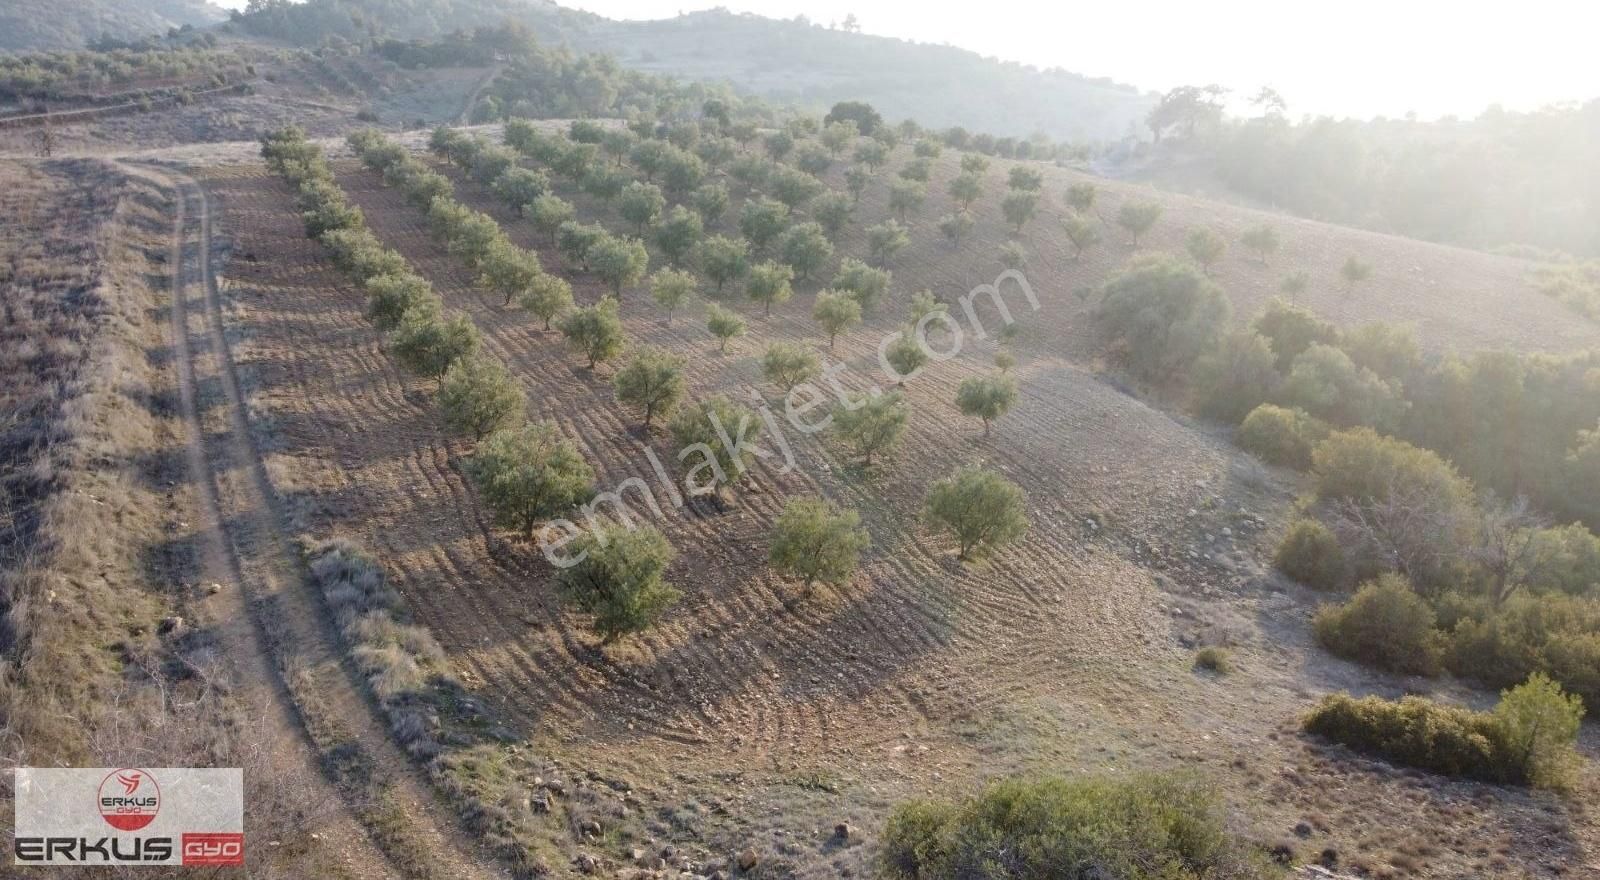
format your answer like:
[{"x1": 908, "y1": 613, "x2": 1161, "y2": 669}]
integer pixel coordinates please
[{"x1": 553, "y1": 0, "x2": 1600, "y2": 120}]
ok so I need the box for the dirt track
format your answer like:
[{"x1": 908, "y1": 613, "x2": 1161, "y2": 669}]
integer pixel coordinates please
[{"x1": 143, "y1": 164, "x2": 505, "y2": 880}]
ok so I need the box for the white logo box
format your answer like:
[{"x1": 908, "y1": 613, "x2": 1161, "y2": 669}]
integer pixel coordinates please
[{"x1": 14, "y1": 768, "x2": 242, "y2": 866}]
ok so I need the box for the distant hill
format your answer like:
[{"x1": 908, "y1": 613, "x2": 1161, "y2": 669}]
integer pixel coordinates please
[
  {"x1": 0, "y1": 0, "x2": 227, "y2": 52},
  {"x1": 228, "y1": 0, "x2": 1151, "y2": 144},
  {"x1": 568, "y1": 10, "x2": 1153, "y2": 143}
]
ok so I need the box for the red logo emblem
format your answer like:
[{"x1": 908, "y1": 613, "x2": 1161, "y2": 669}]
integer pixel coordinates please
[
  {"x1": 182, "y1": 833, "x2": 245, "y2": 866},
  {"x1": 97, "y1": 768, "x2": 160, "y2": 831}
]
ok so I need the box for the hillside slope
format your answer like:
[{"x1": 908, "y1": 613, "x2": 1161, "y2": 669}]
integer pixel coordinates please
[
  {"x1": 571, "y1": 10, "x2": 1152, "y2": 143},
  {"x1": 0, "y1": 0, "x2": 226, "y2": 53}
]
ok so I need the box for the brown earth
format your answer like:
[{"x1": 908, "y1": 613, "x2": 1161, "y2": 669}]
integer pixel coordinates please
[{"x1": 192, "y1": 131, "x2": 1600, "y2": 878}]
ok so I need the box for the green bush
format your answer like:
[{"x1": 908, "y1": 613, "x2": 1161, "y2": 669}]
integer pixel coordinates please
[
  {"x1": 1192, "y1": 331, "x2": 1278, "y2": 423},
  {"x1": 1094, "y1": 255, "x2": 1231, "y2": 383},
  {"x1": 1252, "y1": 297, "x2": 1338, "y2": 370},
  {"x1": 1446, "y1": 592, "x2": 1600, "y2": 713},
  {"x1": 1313, "y1": 574, "x2": 1443, "y2": 676},
  {"x1": 1278, "y1": 343, "x2": 1406, "y2": 430},
  {"x1": 1273, "y1": 519, "x2": 1346, "y2": 590},
  {"x1": 1312, "y1": 427, "x2": 1473, "y2": 509},
  {"x1": 1238, "y1": 404, "x2": 1328, "y2": 469},
  {"x1": 1303, "y1": 673, "x2": 1582, "y2": 788},
  {"x1": 879, "y1": 773, "x2": 1273, "y2": 880}
]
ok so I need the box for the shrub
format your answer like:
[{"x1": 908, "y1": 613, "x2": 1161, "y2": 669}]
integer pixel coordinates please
[
  {"x1": 1238, "y1": 404, "x2": 1328, "y2": 469},
  {"x1": 468, "y1": 422, "x2": 595, "y2": 539},
  {"x1": 1194, "y1": 646, "x2": 1233, "y2": 673},
  {"x1": 612, "y1": 347, "x2": 686, "y2": 428},
  {"x1": 1313, "y1": 574, "x2": 1443, "y2": 675},
  {"x1": 1279, "y1": 343, "x2": 1406, "y2": 430},
  {"x1": 1095, "y1": 255, "x2": 1230, "y2": 383},
  {"x1": 879, "y1": 773, "x2": 1272, "y2": 880},
  {"x1": 1304, "y1": 674, "x2": 1582, "y2": 788},
  {"x1": 768, "y1": 497, "x2": 870, "y2": 602},
  {"x1": 1446, "y1": 592, "x2": 1600, "y2": 713},
  {"x1": 438, "y1": 356, "x2": 525, "y2": 440},
  {"x1": 1273, "y1": 519, "x2": 1346, "y2": 590},
  {"x1": 1252, "y1": 297, "x2": 1338, "y2": 370},
  {"x1": 557, "y1": 526, "x2": 679, "y2": 643},
  {"x1": 1312, "y1": 428, "x2": 1473, "y2": 509},
  {"x1": 923, "y1": 466, "x2": 1029, "y2": 560},
  {"x1": 1192, "y1": 331, "x2": 1278, "y2": 423},
  {"x1": 955, "y1": 374, "x2": 1019, "y2": 437}
]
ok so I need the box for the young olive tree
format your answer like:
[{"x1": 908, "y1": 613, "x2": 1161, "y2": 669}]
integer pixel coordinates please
[
  {"x1": 469, "y1": 421, "x2": 595, "y2": 539},
  {"x1": 613, "y1": 346, "x2": 686, "y2": 428},
  {"x1": 558, "y1": 296, "x2": 627, "y2": 368},
  {"x1": 760, "y1": 341, "x2": 821, "y2": 392},
  {"x1": 557, "y1": 526, "x2": 679, "y2": 643},
  {"x1": 439, "y1": 355, "x2": 525, "y2": 440},
  {"x1": 812, "y1": 289, "x2": 862, "y2": 350},
  {"x1": 649, "y1": 268, "x2": 697, "y2": 324},
  {"x1": 832, "y1": 391, "x2": 907, "y2": 467},
  {"x1": 705, "y1": 303, "x2": 746, "y2": 354},
  {"x1": 956, "y1": 374, "x2": 1019, "y2": 436},
  {"x1": 923, "y1": 465, "x2": 1029, "y2": 560},
  {"x1": 769, "y1": 497, "x2": 870, "y2": 603}
]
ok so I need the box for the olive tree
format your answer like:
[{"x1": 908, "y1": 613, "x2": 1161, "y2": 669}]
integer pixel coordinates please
[
  {"x1": 740, "y1": 197, "x2": 791, "y2": 253},
  {"x1": 1241, "y1": 223, "x2": 1280, "y2": 265},
  {"x1": 589, "y1": 235, "x2": 650, "y2": 295},
  {"x1": 365, "y1": 272, "x2": 434, "y2": 331},
  {"x1": 618, "y1": 180, "x2": 666, "y2": 234},
  {"x1": 557, "y1": 526, "x2": 679, "y2": 643},
  {"x1": 519, "y1": 273, "x2": 574, "y2": 330},
  {"x1": 392, "y1": 310, "x2": 480, "y2": 379},
  {"x1": 1007, "y1": 166, "x2": 1043, "y2": 191},
  {"x1": 698, "y1": 235, "x2": 751, "y2": 295},
  {"x1": 813, "y1": 191, "x2": 853, "y2": 240},
  {"x1": 1064, "y1": 182, "x2": 1097, "y2": 215},
  {"x1": 884, "y1": 331, "x2": 928, "y2": 384},
  {"x1": 832, "y1": 390, "x2": 907, "y2": 466},
  {"x1": 492, "y1": 167, "x2": 549, "y2": 216},
  {"x1": 479, "y1": 241, "x2": 543, "y2": 306},
  {"x1": 939, "y1": 211, "x2": 975, "y2": 248},
  {"x1": 780, "y1": 222, "x2": 834, "y2": 282},
  {"x1": 649, "y1": 268, "x2": 697, "y2": 324},
  {"x1": 529, "y1": 193, "x2": 574, "y2": 244},
  {"x1": 655, "y1": 205, "x2": 704, "y2": 267},
  {"x1": 812, "y1": 289, "x2": 862, "y2": 350},
  {"x1": 747, "y1": 260, "x2": 795, "y2": 316},
  {"x1": 558, "y1": 296, "x2": 627, "y2": 368},
  {"x1": 439, "y1": 355, "x2": 525, "y2": 440},
  {"x1": 1061, "y1": 213, "x2": 1100, "y2": 259},
  {"x1": 613, "y1": 346, "x2": 686, "y2": 428},
  {"x1": 705, "y1": 303, "x2": 746, "y2": 353},
  {"x1": 948, "y1": 172, "x2": 982, "y2": 209},
  {"x1": 889, "y1": 179, "x2": 927, "y2": 222},
  {"x1": 692, "y1": 182, "x2": 729, "y2": 227},
  {"x1": 760, "y1": 341, "x2": 821, "y2": 392},
  {"x1": 866, "y1": 220, "x2": 910, "y2": 266},
  {"x1": 1186, "y1": 227, "x2": 1227, "y2": 276},
  {"x1": 923, "y1": 465, "x2": 1029, "y2": 560},
  {"x1": 769, "y1": 497, "x2": 870, "y2": 603},
  {"x1": 956, "y1": 374, "x2": 1019, "y2": 436},
  {"x1": 1117, "y1": 199, "x2": 1163, "y2": 247},
  {"x1": 1001, "y1": 190, "x2": 1039, "y2": 234},
  {"x1": 468, "y1": 421, "x2": 595, "y2": 539},
  {"x1": 670, "y1": 395, "x2": 759, "y2": 496},
  {"x1": 833, "y1": 258, "x2": 891, "y2": 312}
]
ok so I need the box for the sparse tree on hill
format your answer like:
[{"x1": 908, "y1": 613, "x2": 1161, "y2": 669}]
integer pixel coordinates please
[
  {"x1": 761, "y1": 341, "x2": 822, "y2": 392},
  {"x1": 529, "y1": 194, "x2": 574, "y2": 244},
  {"x1": 948, "y1": 172, "x2": 983, "y2": 209},
  {"x1": 1061, "y1": 213, "x2": 1100, "y2": 259},
  {"x1": 765, "y1": 129, "x2": 795, "y2": 160},
  {"x1": 820, "y1": 119, "x2": 859, "y2": 156},
  {"x1": 771, "y1": 167, "x2": 825, "y2": 213},
  {"x1": 692, "y1": 182, "x2": 729, "y2": 227},
  {"x1": 469, "y1": 421, "x2": 595, "y2": 539},
  {"x1": 655, "y1": 205, "x2": 704, "y2": 268},
  {"x1": 769, "y1": 497, "x2": 870, "y2": 603},
  {"x1": 998, "y1": 241, "x2": 1027, "y2": 271},
  {"x1": 956, "y1": 374, "x2": 1020, "y2": 437},
  {"x1": 661, "y1": 148, "x2": 707, "y2": 196},
  {"x1": 557, "y1": 526, "x2": 679, "y2": 643},
  {"x1": 1065, "y1": 182, "x2": 1097, "y2": 217},
  {"x1": 698, "y1": 235, "x2": 751, "y2": 294},
  {"x1": 1117, "y1": 199, "x2": 1163, "y2": 247},
  {"x1": 1001, "y1": 190, "x2": 1039, "y2": 234},
  {"x1": 845, "y1": 166, "x2": 871, "y2": 204},
  {"x1": 618, "y1": 180, "x2": 665, "y2": 235},
  {"x1": 601, "y1": 128, "x2": 635, "y2": 167},
  {"x1": 995, "y1": 350, "x2": 1016, "y2": 373},
  {"x1": 613, "y1": 346, "x2": 686, "y2": 428},
  {"x1": 479, "y1": 241, "x2": 543, "y2": 306},
  {"x1": 1007, "y1": 166, "x2": 1043, "y2": 192},
  {"x1": 670, "y1": 395, "x2": 759, "y2": 495},
  {"x1": 1341, "y1": 255, "x2": 1372, "y2": 293},
  {"x1": 519, "y1": 273, "x2": 575, "y2": 330},
  {"x1": 1241, "y1": 223, "x2": 1280, "y2": 265},
  {"x1": 832, "y1": 391, "x2": 907, "y2": 467},
  {"x1": 589, "y1": 235, "x2": 650, "y2": 295},
  {"x1": 630, "y1": 139, "x2": 668, "y2": 181},
  {"x1": 706, "y1": 303, "x2": 746, "y2": 353},
  {"x1": 392, "y1": 310, "x2": 479, "y2": 379},
  {"x1": 923, "y1": 465, "x2": 1029, "y2": 560},
  {"x1": 559, "y1": 296, "x2": 626, "y2": 368},
  {"x1": 960, "y1": 154, "x2": 990, "y2": 175},
  {"x1": 492, "y1": 167, "x2": 549, "y2": 217},
  {"x1": 854, "y1": 140, "x2": 889, "y2": 171},
  {"x1": 780, "y1": 222, "x2": 835, "y2": 282},
  {"x1": 884, "y1": 331, "x2": 928, "y2": 384},
  {"x1": 813, "y1": 290, "x2": 863, "y2": 350},
  {"x1": 899, "y1": 156, "x2": 932, "y2": 183},
  {"x1": 889, "y1": 179, "x2": 927, "y2": 222},
  {"x1": 649, "y1": 268, "x2": 696, "y2": 324},
  {"x1": 747, "y1": 261, "x2": 796, "y2": 316},
  {"x1": 914, "y1": 138, "x2": 943, "y2": 159},
  {"x1": 439, "y1": 356, "x2": 525, "y2": 440},
  {"x1": 833, "y1": 258, "x2": 892, "y2": 312},
  {"x1": 795, "y1": 143, "x2": 833, "y2": 176},
  {"x1": 867, "y1": 220, "x2": 911, "y2": 266},
  {"x1": 909, "y1": 290, "x2": 948, "y2": 327},
  {"x1": 1186, "y1": 227, "x2": 1227, "y2": 276},
  {"x1": 729, "y1": 154, "x2": 772, "y2": 193},
  {"x1": 741, "y1": 197, "x2": 791, "y2": 253},
  {"x1": 813, "y1": 191, "x2": 854, "y2": 240},
  {"x1": 1280, "y1": 270, "x2": 1310, "y2": 302},
  {"x1": 940, "y1": 211, "x2": 975, "y2": 248}
]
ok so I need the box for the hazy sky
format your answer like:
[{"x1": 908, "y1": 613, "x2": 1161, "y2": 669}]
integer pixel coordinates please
[{"x1": 553, "y1": 0, "x2": 1600, "y2": 120}]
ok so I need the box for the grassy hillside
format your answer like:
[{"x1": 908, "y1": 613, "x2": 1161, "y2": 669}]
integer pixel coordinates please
[{"x1": 0, "y1": 0, "x2": 226, "y2": 53}]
